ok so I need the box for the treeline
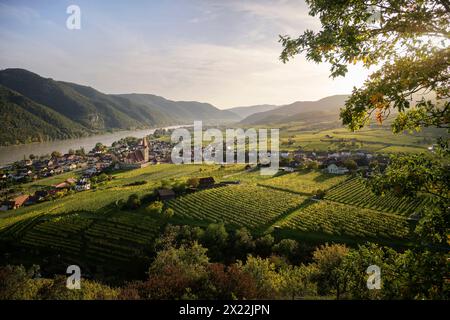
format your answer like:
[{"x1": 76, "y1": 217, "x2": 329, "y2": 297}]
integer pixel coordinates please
[{"x1": 1, "y1": 223, "x2": 448, "y2": 300}]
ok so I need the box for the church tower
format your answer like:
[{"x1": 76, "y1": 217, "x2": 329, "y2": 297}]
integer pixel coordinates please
[{"x1": 141, "y1": 137, "x2": 149, "y2": 162}]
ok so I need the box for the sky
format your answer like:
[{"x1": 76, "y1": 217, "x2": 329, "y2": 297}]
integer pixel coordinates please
[{"x1": 0, "y1": 0, "x2": 371, "y2": 109}]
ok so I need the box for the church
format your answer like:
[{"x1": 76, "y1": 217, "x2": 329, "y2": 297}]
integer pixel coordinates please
[{"x1": 120, "y1": 137, "x2": 150, "y2": 169}]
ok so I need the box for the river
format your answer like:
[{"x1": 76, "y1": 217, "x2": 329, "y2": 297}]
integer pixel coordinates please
[{"x1": 0, "y1": 125, "x2": 185, "y2": 166}]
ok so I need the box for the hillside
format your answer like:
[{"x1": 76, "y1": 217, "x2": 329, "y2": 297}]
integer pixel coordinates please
[
  {"x1": 240, "y1": 95, "x2": 349, "y2": 125},
  {"x1": 0, "y1": 68, "x2": 239, "y2": 145},
  {"x1": 226, "y1": 104, "x2": 279, "y2": 119},
  {"x1": 0, "y1": 85, "x2": 89, "y2": 145},
  {"x1": 117, "y1": 93, "x2": 239, "y2": 123}
]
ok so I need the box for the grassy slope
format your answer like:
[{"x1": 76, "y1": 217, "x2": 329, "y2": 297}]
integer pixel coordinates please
[
  {"x1": 279, "y1": 126, "x2": 435, "y2": 153},
  {"x1": 1, "y1": 165, "x2": 422, "y2": 253}
]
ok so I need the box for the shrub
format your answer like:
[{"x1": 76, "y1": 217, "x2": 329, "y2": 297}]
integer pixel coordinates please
[
  {"x1": 146, "y1": 201, "x2": 164, "y2": 215},
  {"x1": 163, "y1": 208, "x2": 175, "y2": 219},
  {"x1": 126, "y1": 194, "x2": 141, "y2": 210}
]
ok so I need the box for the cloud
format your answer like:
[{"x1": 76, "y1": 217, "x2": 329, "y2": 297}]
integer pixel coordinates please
[
  {"x1": 219, "y1": 0, "x2": 320, "y2": 33},
  {"x1": 0, "y1": 2, "x2": 40, "y2": 24},
  {"x1": 0, "y1": 0, "x2": 370, "y2": 108}
]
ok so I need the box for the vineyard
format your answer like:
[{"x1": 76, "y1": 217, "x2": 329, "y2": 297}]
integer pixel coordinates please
[
  {"x1": 259, "y1": 170, "x2": 347, "y2": 195},
  {"x1": 167, "y1": 184, "x2": 308, "y2": 229},
  {"x1": 8, "y1": 211, "x2": 162, "y2": 265},
  {"x1": 324, "y1": 178, "x2": 431, "y2": 215},
  {"x1": 280, "y1": 200, "x2": 411, "y2": 240}
]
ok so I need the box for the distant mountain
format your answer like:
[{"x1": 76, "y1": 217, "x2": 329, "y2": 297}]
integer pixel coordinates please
[
  {"x1": 239, "y1": 95, "x2": 349, "y2": 125},
  {"x1": 117, "y1": 93, "x2": 239, "y2": 123},
  {"x1": 226, "y1": 104, "x2": 279, "y2": 119},
  {"x1": 0, "y1": 68, "x2": 239, "y2": 145}
]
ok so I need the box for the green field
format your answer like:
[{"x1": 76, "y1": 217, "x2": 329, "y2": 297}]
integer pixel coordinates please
[
  {"x1": 279, "y1": 200, "x2": 411, "y2": 242},
  {"x1": 0, "y1": 163, "x2": 428, "y2": 272},
  {"x1": 168, "y1": 184, "x2": 307, "y2": 230},
  {"x1": 324, "y1": 177, "x2": 432, "y2": 215},
  {"x1": 259, "y1": 170, "x2": 348, "y2": 195},
  {"x1": 2, "y1": 210, "x2": 162, "y2": 265},
  {"x1": 279, "y1": 125, "x2": 437, "y2": 153}
]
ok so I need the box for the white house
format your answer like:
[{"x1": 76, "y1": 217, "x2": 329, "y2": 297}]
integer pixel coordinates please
[
  {"x1": 327, "y1": 164, "x2": 349, "y2": 175},
  {"x1": 75, "y1": 183, "x2": 90, "y2": 192},
  {"x1": 75, "y1": 179, "x2": 91, "y2": 191}
]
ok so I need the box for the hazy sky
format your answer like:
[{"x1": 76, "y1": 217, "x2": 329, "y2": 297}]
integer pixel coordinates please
[{"x1": 0, "y1": 0, "x2": 371, "y2": 109}]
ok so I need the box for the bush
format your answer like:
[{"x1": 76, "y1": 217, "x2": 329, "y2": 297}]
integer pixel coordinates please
[
  {"x1": 124, "y1": 180, "x2": 147, "y2": 187},
  {"x1": 146, "y1": 201, "x2": 164, "y2": 215},
  {"x1": 314, "y1": 189, "x2": 326, "y2": 199},
  {"x1": 125, "y1": 194, "x2": 141, "y2": 210},
  {"x1": 163, "y1": 208, "x2": 175, "y2": 219},
  {"x1": 186, "y1": 177, "x2": 199, "y2": 188}
]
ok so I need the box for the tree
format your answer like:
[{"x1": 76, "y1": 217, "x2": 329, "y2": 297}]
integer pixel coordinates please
[
  {"x1": 240, "y1": 256, "x2": 283, "y2": 299},
  {"x1": 186, "y1": 177, "x2": 200, "y2": 188},
  {"x1": 146, "y1": 201, "x2": 163, "y2": 215},
  {"x1": 273, "y1": 239, "x2": 299, "y2": 262},
  {"x1": 0, "y1": 265, "x2": 41, "y2": 299},
  {"x1": 255, "y1": 234, "x2": 275, "y2": 257},
  {"x1": 343, "y1": 159, "x2": 358, "y2": 171},
  {"x1": 75, "y1": 148, "x2": 85, "y2": 156},
  {"x1": 280, "y1": 0, "x2": 449, "y2": 133},
  {"x1": 310, "y1": 243, "x2": 349, "y2": 299},
  {"x1": 202, "y1": 223, "x2": 228, "y2": 260},
  {"x1": 51, "y1": 151, "x2": 62, "y2": 159},
  {"x1": 207, "y1": 263, "x2": 258, "y2": 299},
  {"x1": 306, "y1": 161, "x2": 319, "y2": 170},
  {"x1": 142, "y1": 242, "x2": 210, "y2": 299},
  {"x1": 125, "y1": 194, "x2": 141, "y2": 210},
  {"x1": 94, "y1": 143, "x2": 106, "y2": 152},
  {"x1": 280, "y1": 0, "x2": 449, "y2": 298},
  {"x1": 280, "y1": 264, "x2": 316, "y2": 299},
  {"x1": 163, "y1": 207, "x2": 175, "y2": 219},
  {"x1": 172, "y1": 181, "x2": 186, "y2": 193},
  {"x1": 232, "y1": 227, "x2": 255, "y2": 259}
]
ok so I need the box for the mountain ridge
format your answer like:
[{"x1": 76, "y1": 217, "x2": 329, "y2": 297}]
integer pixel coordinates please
[
  {"x1": 239, "y1": 95, "x2": 349, "y2": 125},
  {"x1": 0, "y1": 68, "x2": 239, "y2": 145}
]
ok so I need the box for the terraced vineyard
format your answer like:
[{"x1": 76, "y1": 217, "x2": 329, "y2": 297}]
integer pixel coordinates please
[
  {"x1": 280, "y1": 200, "x2": 411, "y2": 240},
  {"x1": 12, "y1": 211, "x2": 162, "y2": 264},
  {"x1": 259, "y1": 170, "x2": 348, "y2": 195},
  {"x1": 167, "y1": 184, "x2": 307, "y2": 229},
  {"x1": 325, "y1": 178, "x2": 431, "y2": 215}
]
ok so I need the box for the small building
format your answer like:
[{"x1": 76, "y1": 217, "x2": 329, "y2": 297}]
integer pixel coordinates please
[
  {"x1": 55, "y1": 182, "x2": 70, "y2": 189},
  {"x1": 9, "y1": 195, "x2": 30, "y2": 209},
  {"x1": 75, "y1": 180, "x2": 91, "y2": 192},
  {"x1": 156, "y1": 188, "x2": 176, "y2": 201},
  {"x1": 327, "y1": 164, "x2": 349, "y2": 175},
  {"x1": 198, "y1": 177, "x2": 215, "y2": 189},
  {"x1": 66, "y1": 178, "x2": 77, "y2": 184}
]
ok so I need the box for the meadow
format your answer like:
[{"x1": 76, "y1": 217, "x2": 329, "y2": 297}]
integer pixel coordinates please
[
  {"x1": 0, "y1": 161, "x2": 429, "y2": 273},
  {"x1": 278, "y1": 125, "x2": 434, "y2": 153}
]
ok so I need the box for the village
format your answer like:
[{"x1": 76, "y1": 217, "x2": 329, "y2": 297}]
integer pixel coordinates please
[{"x1": 0, "y1": 130, "x2": 389, "y2": 211}]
